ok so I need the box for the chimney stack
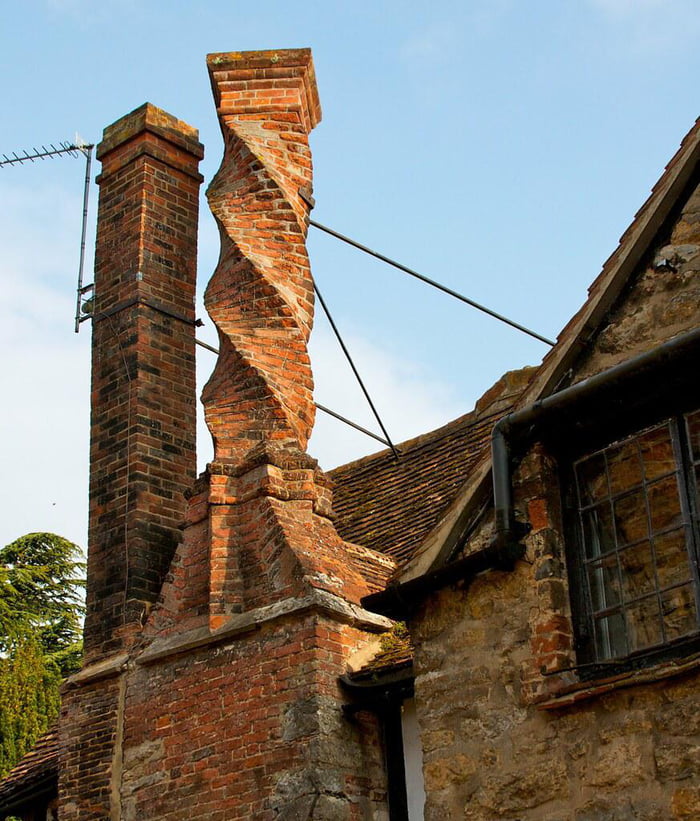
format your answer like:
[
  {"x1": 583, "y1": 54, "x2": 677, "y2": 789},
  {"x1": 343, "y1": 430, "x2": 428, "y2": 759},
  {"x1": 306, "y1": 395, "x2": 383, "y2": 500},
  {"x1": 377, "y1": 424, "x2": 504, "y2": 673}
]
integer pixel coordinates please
[
  {"x1": 203, "y1": 49, "x2": 322, "y2": 462},
  {"x1": 85, "y1": 104, "x2": 204, "y2": 660},
  {"x1": 61, "y1": 55, "x2": 391, "y2": 821}
]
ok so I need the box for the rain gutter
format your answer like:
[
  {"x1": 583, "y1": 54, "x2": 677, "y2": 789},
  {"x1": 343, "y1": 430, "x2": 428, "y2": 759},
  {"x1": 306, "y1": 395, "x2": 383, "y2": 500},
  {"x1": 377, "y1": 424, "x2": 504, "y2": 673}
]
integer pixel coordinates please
[{"x1": 362, "y1": 327, "x2": 700, "y2": 621}]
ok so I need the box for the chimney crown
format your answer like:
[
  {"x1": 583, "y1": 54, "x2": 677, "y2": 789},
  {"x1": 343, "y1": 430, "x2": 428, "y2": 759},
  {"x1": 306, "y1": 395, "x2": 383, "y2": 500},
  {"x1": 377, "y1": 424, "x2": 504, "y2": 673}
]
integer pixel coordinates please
[
  {"x1": 97, "y1": 102, "x2": 204, "y2": 162},
  {"x1": 207, "y1": 48, "x2": 322, "y2": 132}
]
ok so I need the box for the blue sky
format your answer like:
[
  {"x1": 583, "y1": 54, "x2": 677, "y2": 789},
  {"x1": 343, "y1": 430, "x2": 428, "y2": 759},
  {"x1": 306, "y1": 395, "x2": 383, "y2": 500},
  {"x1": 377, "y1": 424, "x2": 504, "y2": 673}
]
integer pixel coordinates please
[{"x1": 1, "y1": 0, "x2": 699, "y2": 549}]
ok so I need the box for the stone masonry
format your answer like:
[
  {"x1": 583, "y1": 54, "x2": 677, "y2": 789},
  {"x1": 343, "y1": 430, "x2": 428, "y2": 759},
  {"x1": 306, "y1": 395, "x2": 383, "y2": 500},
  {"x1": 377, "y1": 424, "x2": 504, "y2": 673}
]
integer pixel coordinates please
[{"x1": 408, "y1": 167, "x2": 700, "y2": 819}]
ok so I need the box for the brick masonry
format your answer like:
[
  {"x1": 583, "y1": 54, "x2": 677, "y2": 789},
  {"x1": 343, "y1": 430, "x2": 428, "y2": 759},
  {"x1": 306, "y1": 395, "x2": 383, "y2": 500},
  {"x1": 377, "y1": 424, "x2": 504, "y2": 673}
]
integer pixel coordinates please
[
  {"x1": 85, "y1": 103, "x2": 204, "y2": 661},
  {"x1": 203, "y1": 48, "x2": 321, "y2": 462},
  {"x1": 59, "y1": 52, "x2": 392, "y2": 820},
  {"x1": 111, "y1": 51, "x2": 391, "y2": 818},
  {"x1": 59, "y1": 104, "x2": 204, "y2": 821},
  {"x1": 121, "y1": 616, "x2": 387, "y2": 820}
]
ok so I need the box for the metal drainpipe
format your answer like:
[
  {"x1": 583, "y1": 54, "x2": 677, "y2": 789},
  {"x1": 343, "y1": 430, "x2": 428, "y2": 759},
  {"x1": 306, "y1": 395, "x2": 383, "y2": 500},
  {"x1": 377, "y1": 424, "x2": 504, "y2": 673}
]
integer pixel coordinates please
[
  {"x1": 491, "y1": 326, "x2": 700, "y2": 551},
  {"x1": 362, "y1": 327, "x2": 700, "y2": 621}
]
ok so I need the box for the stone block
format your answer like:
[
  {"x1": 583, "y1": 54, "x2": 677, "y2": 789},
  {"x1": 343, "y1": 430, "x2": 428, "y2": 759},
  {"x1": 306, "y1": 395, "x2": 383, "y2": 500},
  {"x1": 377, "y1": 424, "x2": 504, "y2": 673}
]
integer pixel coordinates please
[
  {"x1": 671, "y1": 786, "x2": 700, "y2": 819},
  {"x1": 477, "y1": 758, "x2": 568, "y2": 814},
  {"x1": 655, "y1": 742, "x2": 700, "y2": 782},
  {"x1": 585, "y1": 738, "x2": 647, "y2": 789}
]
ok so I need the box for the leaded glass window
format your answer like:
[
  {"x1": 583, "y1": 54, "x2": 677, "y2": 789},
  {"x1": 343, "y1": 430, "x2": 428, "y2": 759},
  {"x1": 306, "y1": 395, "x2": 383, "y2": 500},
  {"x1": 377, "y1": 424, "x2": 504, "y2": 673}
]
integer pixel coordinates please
[{"x1": 573, "y1": 413, "x2": 700, "y2": 662}]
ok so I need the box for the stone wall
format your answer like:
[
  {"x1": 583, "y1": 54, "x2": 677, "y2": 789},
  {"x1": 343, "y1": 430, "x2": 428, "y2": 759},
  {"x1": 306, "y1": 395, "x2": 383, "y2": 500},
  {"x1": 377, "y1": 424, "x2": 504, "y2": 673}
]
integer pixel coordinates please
[
  {"x1": 408, "y1": 175, "x2": 700, "y2": 819},
  {"x1": 413, "y1": 574, "x2": 700, "y2": 820}
]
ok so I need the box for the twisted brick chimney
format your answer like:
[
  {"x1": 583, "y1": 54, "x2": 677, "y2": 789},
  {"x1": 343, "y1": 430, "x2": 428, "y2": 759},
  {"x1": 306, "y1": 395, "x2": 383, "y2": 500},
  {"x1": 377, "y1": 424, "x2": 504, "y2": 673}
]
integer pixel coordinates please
[
  {"x1": 61, "y1": 53, "x2": 391, "y2": 821},
  {"x1": 178, "y1": 49, "x2": 376, "y2": 627},
  {"x1": 203, "y1": 49, "x2": 320, "y2": 461},
  {"x1": 111, "y1": 51, "x2": 393, "y2": 819}
]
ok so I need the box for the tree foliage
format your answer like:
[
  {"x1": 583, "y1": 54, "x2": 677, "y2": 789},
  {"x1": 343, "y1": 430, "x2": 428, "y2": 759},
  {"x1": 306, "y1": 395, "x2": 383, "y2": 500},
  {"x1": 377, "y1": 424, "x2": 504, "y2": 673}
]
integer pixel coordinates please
[
  {"x1": 0, "y1": 533, "x2": 85, "y2": 779},
  {"x1": 0, "y1": 636, "x2": 61, "y2": 778}
]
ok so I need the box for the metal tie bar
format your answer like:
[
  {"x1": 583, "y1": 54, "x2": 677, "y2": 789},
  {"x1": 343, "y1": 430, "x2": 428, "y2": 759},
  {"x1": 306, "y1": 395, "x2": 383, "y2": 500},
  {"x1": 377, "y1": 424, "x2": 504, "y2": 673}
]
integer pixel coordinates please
[
  {"x1": 309, "y1": 219, "x2": 556, "y2": 347},
  {"x1": 314, "y1": 403, "x2": 394, "y2": 449},
  {"x1": 194, "y1": 338, "x2": 397, "y2": 453},
  {"x1": 313, "y1": 280, "x2": 400, "y2": 459}
]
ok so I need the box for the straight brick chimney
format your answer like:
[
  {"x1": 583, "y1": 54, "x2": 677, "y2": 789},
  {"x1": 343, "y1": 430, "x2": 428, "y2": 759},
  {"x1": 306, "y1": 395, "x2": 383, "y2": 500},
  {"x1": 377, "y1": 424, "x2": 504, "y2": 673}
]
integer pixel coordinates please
[{"x1": 84, "y1": 103, "x2": 204, "y2": 660}]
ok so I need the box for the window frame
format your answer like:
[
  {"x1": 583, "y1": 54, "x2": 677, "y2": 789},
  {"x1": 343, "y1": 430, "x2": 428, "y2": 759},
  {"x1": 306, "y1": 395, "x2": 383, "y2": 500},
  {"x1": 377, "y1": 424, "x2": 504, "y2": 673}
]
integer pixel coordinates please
[{"x1": 564, "y1": 409, "x2": 700, "y2": 677}]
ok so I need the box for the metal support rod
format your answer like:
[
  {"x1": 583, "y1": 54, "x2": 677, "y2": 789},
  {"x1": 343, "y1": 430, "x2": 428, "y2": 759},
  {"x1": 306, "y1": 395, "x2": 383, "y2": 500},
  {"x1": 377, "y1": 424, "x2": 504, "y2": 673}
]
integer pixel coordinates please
[
  {"x1": 310, "y1": 219, "x2": 556, "y2": 347},
  {"x1": 313, "y1": 280, "x2": 400, "y2": 459},
  {"x1": 195, "y1": 337, "x2": 220, "y2": 355},
  {"x1": 195, "y1": 337, "x2": 398, "y2": 453},
  {"x1": 74, "y1": 146, "x2": 93, "y2": 332},
  {"x1": 315, "y1": 403, "x2": 394, "y2": 449}
]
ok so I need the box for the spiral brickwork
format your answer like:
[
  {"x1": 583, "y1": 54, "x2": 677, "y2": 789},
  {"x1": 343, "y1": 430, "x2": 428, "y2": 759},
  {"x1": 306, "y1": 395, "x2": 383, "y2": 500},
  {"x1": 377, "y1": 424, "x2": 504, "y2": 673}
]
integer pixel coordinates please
[{"x1": 203, "y1": 50, "x2": 322, "y2": 462}]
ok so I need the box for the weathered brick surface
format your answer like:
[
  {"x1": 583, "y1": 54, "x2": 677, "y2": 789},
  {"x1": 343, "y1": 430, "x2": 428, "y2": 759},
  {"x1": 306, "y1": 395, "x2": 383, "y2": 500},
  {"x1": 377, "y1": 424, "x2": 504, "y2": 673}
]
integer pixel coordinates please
[
  {"x1": 61, "y1": 51, "x2": 390, "y2": 821},
  {"x1": 114, "y1": 54, "x2": 392, "y2": 817},
  {"x1": 85, "y1": 103, "x2": 203, "y2": 660},
  {"x1": 59, "y1": 105, "x2": 203, "y2": 821},
  {"x1": 408, "y1": 176, "x2": 700, "y2": 819},
  {"x1": 59, "y1": 672, "x2": 123, "y2": 821},
  {"x1": 203, "y1": 49, "x2": 320, "y2": 462},
  {"x1": 120, "y1": 616, "x2": 387, "y2": 820}
]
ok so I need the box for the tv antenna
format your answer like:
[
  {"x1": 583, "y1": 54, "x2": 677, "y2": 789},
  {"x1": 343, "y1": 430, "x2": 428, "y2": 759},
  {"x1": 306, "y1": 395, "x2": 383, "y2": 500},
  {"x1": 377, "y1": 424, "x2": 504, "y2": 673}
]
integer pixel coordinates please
[{"x1": 0, "y1": 136, "x2": 95, "y2": 332}]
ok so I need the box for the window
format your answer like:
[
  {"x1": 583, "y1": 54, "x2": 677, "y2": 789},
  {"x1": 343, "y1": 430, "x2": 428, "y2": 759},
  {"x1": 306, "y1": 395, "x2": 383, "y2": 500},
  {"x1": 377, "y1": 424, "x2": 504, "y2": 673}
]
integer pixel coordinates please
[{"x1": 571, "y1": 409, "x2": 700, "y2": 665}]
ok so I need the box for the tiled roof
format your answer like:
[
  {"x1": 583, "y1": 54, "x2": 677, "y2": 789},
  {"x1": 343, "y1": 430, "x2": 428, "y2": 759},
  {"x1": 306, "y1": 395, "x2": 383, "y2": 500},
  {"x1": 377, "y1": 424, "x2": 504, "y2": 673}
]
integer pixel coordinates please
[
  {"x1": 330, "y1": 367, "x2": 537, "y2": 569},
  {"x1": 0, "y1": 728, "x2": 58, "y2": 814},
  {"x1": 344, "y1": 540, "x2": 397, "y2": 594}
]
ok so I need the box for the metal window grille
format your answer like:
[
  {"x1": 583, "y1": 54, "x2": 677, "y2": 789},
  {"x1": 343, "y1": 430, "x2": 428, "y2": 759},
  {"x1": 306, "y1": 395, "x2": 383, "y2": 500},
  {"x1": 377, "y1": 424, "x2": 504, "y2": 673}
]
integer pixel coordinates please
[{"x1": 573, "y1": 412, "x2": 700, "y2": 662}]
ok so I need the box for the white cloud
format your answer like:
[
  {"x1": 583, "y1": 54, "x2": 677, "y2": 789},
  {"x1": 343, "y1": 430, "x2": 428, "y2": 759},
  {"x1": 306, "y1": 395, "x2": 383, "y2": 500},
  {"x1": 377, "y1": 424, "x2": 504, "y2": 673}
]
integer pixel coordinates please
[
  {"x1": 398, "y1": 1, "x2": 512, "y2": 62},
  {"x1": 587, "y1": 0, "x2": 700, "y2": 53},
  {"x1": 399, "y1": 21, "x2": 460, "y2": 61},
  {"x1": 589, "y1": 0, "x2": 666, "y2": 16},
  {"x1": 0, "y1": 330, "x2": 90, "y2": 549},
  {"x1": 308, "y1": 324, "x2": 463, "y2": 469}
]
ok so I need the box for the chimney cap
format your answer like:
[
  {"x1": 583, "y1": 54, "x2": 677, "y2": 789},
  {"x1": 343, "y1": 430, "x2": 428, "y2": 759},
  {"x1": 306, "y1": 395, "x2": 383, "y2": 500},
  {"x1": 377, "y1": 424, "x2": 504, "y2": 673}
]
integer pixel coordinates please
[
  {"x1": 97, "y1": 102, "x2": 204, "y2": 161},
  {"x1": 207, "y1": 48, "x2": 322, "y2": 131}
]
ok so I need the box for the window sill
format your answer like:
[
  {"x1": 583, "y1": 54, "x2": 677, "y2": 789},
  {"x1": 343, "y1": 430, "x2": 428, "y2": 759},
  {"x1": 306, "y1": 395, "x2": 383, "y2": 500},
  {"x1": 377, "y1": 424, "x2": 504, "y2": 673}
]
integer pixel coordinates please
[{"x1": 535, "y1": 650, "x2": 700, "y2": 710}]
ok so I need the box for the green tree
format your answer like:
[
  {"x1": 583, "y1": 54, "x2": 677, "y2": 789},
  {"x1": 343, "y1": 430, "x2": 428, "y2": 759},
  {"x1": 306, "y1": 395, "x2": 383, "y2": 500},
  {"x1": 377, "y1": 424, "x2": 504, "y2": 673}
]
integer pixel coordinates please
[
  {"x1": 0, "y1": 635, "x2": 61, "y2": 778},
  {"x1": 0, "y1": 532, "x2": 85, "y2": 778}
]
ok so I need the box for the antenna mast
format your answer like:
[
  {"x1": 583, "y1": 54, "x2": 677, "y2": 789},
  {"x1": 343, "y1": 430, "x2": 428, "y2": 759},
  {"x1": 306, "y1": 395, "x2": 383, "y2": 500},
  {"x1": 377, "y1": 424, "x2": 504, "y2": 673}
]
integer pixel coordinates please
[{"x1": 0, "y1": 139, "x2": 95, "y2": 332}]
